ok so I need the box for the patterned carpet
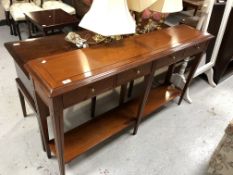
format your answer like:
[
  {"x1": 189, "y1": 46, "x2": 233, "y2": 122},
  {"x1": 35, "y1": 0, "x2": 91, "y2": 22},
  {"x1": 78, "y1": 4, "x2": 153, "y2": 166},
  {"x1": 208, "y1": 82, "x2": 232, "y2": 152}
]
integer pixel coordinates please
[{"x1": 208, "y1": 120, "x2": 233, "y2": 175}]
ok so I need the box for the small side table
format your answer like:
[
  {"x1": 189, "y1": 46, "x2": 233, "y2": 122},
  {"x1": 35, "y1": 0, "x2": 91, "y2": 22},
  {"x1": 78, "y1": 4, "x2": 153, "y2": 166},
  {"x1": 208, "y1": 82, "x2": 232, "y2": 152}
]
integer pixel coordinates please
[{"x1": 25, "y1": 9, "x2": 79, "y2": 37}]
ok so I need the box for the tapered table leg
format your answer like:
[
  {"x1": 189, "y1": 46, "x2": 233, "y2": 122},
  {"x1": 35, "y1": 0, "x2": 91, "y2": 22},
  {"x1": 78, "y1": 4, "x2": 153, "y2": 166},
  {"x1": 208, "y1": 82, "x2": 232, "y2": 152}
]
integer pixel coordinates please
[
  {"x1": 119, "y1": 84, "x2": 127, "y2": 105},
  {"x1": 34, "y1": 92, "x2": 51, "y2": 158},
  {"x1": 133, "y1": 70, "x2": 155, "y2": 135},
  {"x1": 49, "y1": 96, "x2": 65, "y2": 175},
  {"x1": 91, "y1": 97, "x2": 96, "y2": 118},
  {"x1": 178, "y1": 52, "x2": 203, "y2": 105},
  {"x1": 17, "y1": 89, "x2": 27, "y2": 117}
]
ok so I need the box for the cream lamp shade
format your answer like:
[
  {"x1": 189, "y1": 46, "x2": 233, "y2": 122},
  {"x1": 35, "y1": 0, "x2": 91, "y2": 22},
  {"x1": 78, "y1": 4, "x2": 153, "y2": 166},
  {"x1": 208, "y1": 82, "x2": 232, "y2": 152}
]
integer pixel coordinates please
[
  {"x1": 127, "y1": 0, "x2": 158, "y2": 12},
  {"x1": 149, "y1": 0, "x2": 183, "y2": 13},
  {"x1": 79, "y1": 0, "x2": 136, "y2": 36}
]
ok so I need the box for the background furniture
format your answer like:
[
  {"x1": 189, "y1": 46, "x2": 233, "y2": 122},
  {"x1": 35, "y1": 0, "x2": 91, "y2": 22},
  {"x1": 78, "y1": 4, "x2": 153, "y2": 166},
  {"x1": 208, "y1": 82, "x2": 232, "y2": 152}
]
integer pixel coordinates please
[
  {"x1": 183, "y1": 0, "x2": 204, "y2": 16},
  {"x1": 213, "y1": 7, "x2": 233, "y2": 83},
  {"x1": 25, "y1": 25, "x2": 212, "y2": 175},
  {"x1": 25, "y1": 9, "x2": 79, "y2": 37},
  {"x1": 9, "y1": 0, "x2": 43, "y2": 40},
  {"x1": 41, "y1": 0, "x2": 76, "y2": 15},
  {"x1": 1, "y1": 0, "x2": 13, "y2": 34}
]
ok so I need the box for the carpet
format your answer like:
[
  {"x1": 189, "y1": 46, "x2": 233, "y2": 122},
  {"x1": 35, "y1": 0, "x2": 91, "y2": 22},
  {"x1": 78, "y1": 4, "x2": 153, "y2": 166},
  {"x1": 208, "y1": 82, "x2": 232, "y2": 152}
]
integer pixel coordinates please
[{"x1": 208, "y1": 120, "x2": 233, "y2": 175}]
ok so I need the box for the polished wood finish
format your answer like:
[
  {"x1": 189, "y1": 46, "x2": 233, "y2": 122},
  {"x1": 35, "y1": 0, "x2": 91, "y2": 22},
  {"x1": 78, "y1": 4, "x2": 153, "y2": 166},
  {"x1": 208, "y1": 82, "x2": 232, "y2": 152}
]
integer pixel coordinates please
[
  {"x1": 24, "y1": 9, "x2": 79, "y2": 36},
  {"x1": 48, "y1": 85, "x2": 181, "y2": 163},
  {"x1": 25, "y1": 25, "x2": 213, "y2": 175},
  {"x1": 25, "y1": 25, "x2": 211, "y2": 98}
]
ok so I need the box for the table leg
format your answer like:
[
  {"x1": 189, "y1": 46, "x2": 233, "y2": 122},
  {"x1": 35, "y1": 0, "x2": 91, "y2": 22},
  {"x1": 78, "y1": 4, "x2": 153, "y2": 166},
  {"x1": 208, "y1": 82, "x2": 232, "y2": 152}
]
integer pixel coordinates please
[
  {"x1": 34, "y1": 92, "x2": 51, "y2": 158},
  {"x1": 49, "y1": 96, "x2": 65, "y2": 175},
  {"x1": 133, "y1": 70, "x2": 155, "y2": 135},
  {"x1": 119, "y1": 84, "x2": 127, "y2": 105},
  {"x1": 165, "y1": 64, "x2": 176, "y2": 84},
  {"x1": 17, "y1": 89, "x2": 27, "y2": 117},
  {"x1": 178, "y1": 52, "x2": 203, "y2": 105},
  {"x1": 128, "y1": 80, "x2": 134, "y2": 98},
  {"x1": 91, "y1": 97, "x2": 96, "y2": 118},
  {"x1": 27, "y1": 20, "x2": 32, "y2": 38}
]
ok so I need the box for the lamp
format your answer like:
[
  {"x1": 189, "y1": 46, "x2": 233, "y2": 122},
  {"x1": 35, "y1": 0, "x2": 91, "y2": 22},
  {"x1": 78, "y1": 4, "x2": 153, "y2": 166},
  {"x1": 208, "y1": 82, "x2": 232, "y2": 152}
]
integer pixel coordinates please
[
  {"x1": 79, "y1": 0, "x2": 136, "y2": 38},
  {"x1": 149, "y1": 0, "x2": 183, "y2": 13},
  {"x1": 128, "y1": 0, "x2": 183, "y2": 33},
  {"x1": 127, "y1": 0, "x2": 158, "y2": 12}
]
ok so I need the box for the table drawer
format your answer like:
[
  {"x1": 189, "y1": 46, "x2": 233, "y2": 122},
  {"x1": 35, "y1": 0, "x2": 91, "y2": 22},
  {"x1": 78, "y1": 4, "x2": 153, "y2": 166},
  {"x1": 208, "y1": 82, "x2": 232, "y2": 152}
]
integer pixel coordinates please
[
  {"x1": 183, "y1": 42, "x2": 207, "y2": 58},
  {"x1": 116, "y1": 63, "x2": 152, "y2": 85},
  {"x1": 155, "y1": 49, "x2": 185, "y2": 69},
  {"x1": 63, "y1": 77, "x2": 114, "y2": 108}
]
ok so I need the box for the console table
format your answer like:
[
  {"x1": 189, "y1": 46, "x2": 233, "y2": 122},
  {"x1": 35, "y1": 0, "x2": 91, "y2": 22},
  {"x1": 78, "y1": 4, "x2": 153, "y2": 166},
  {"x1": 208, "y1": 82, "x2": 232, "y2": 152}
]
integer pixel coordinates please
[{"x1": 24, "y1": 25, "x2": 213, "y2": 175}]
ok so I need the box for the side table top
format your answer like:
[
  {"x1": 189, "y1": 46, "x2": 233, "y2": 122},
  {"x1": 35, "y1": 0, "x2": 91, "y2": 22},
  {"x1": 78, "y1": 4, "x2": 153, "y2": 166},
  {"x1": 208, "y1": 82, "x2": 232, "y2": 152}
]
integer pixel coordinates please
[
  {"x1": 25, "y1": 25, "x2": 213, "y2": 97},
  {"x1": 24, "y1": 9, "x2": 79, "y2": 29}
]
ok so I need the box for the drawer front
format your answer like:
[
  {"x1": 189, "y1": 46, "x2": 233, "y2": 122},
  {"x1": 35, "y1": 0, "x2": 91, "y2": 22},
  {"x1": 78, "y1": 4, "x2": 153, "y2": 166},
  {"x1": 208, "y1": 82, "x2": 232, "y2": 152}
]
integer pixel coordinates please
[
  {"x1": 183, "y1": 42, "x2": 207, "y2": 58},
  {"x1": 154, "y1": 49, "x2": 185, "y2": 69},
  {"x1": 63, "y1": 77, "x2": 114, "y2": 108},
  {"x1": 116, "y1": 63, "x2": 152, "y2": 86}
]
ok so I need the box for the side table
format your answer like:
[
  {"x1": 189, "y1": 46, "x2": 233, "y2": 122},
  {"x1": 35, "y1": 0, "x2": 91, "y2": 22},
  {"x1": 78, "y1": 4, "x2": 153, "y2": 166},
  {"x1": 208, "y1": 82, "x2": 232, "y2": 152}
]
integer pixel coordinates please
[{"x1": 24, "y1": 9, "x2": 79, "y2": 37}]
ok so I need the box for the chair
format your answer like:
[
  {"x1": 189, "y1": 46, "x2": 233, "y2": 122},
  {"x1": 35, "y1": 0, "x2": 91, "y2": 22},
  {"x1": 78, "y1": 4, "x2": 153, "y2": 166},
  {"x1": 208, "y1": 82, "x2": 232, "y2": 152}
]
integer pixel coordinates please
[
  {"x1": 41, "y1": 0, "x2": 76, "y2": 15},
  {"x1": 1, "y1": 0, "x2": 13, "y2": 34},
  {"x1": 9, "y1": 0, "x2": 43, "y2": 40}
]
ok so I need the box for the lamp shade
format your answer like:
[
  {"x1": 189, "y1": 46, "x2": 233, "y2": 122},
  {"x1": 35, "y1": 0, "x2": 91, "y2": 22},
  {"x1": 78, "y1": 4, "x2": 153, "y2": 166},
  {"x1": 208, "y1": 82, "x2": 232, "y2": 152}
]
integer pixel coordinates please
[
  {"x1": 127, "y1": 0, "x2": 158, "y2": 12},
  {"x1": 149, "y1": 0, "x2": 183, "y2": 13},
  {"x1": 79, "y1": 0, "x2": 136, "y2": 36}
]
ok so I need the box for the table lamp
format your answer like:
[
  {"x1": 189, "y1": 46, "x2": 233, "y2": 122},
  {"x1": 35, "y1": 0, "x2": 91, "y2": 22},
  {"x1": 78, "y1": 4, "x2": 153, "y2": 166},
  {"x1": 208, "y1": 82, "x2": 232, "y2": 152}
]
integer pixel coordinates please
[
  {"x1": 127, "y1": 0, "x2": 158, "y2": 12},
  {"x1": 128, "y1": 0, "x2": 183, "y2": 33},
  {"x1": 79, "y1": 0, "x2": 136, "y2": 43},
  {"x1": 149, "y1": 0, "x2": 183, "y2": 13}
]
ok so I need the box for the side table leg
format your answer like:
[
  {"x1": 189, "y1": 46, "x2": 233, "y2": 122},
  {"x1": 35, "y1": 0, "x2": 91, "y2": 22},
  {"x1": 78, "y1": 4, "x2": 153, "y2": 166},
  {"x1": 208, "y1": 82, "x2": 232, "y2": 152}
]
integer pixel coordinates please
[
  {"x1": 133, "y1": 71, "x2": 155, "y2": 135},
  {"x1": 34, "y1": 92, "x2": 51, "y2": 158},
  {"x1": 178, "y1": 53, "x2": 203, "y2": 105},
  {"x1": 119, "y1": 84, "x2": 127, "y2": 105},
  {"x1": 49, "y1": 96, "x2": 65, "y2": 175},
  {"x1": 17, "y1": 89, "x2": 27, "y2": 117},
  {"x1": 91, "y1": 97, "x2": 96, "y2": 118}
]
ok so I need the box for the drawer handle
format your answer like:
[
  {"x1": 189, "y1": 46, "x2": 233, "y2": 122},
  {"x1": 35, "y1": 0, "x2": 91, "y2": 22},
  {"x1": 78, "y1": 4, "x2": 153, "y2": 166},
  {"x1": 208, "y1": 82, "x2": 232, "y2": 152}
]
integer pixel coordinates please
[
  {"x1": 196, "y1": 45, "x2": 201, "y2": 49},
  {"x1": 91, "y1": 88, "x2": 95, "y2": 93},
  {"x1": 137, "y1": 70, "x2": 141, "y2": 74},
  {"x1": 172, "y1": 56, "x2": 176, "y2": 60}
]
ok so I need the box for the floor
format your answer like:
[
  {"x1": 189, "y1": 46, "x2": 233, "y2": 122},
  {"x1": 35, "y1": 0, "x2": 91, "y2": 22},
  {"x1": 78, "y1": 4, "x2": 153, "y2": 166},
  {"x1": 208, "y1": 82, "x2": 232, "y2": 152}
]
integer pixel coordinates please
[{"x1": 1, "y1": 25, "x2": 233, "y2": 175}]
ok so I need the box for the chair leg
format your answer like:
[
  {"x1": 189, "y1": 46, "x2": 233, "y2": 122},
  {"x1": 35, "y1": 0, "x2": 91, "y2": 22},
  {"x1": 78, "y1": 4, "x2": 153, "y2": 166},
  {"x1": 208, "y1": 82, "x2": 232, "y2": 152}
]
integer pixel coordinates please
[
  {"x1": 5, "y1": 11, "x2": 13, "y2": 35},
  {"x1": 14, "y1": 21, "x2": 22, "y2": 40},
  {"x1": 17, "y1": 89, "x2": 27, "y2": 117}
]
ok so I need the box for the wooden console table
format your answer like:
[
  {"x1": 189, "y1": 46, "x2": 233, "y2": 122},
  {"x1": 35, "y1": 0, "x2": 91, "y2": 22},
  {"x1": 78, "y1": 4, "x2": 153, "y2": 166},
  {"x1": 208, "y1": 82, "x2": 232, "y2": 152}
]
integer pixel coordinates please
[{"x1": 24, "y1": 25, "x2": 213, "y2": 175}]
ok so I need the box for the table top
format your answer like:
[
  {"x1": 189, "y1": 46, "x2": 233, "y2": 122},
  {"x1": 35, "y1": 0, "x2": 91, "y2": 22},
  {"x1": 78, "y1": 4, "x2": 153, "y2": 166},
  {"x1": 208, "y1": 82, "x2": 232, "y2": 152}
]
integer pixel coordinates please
[
  {"x1": 25, "y1": 25, "x2": 212, "y2": 97},
  {"x1": 4, "y1": 30, "x2": 94, "y2": 76},
  {"x1": 24, "y1": 9, "x2": 79, "y2": 29}
]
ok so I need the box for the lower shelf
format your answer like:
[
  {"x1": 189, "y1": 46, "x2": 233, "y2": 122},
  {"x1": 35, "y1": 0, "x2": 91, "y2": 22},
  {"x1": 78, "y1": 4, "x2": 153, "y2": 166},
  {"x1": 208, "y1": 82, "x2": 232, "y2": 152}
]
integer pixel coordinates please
[{"x1": 49, "y1": 85, "x2": 181, "y2": 163}]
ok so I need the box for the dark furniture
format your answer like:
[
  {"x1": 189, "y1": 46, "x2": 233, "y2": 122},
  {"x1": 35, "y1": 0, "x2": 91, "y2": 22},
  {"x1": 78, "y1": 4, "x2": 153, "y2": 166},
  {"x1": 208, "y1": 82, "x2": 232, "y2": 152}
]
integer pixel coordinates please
[
  {"x1": 25, "y1": 9, "x2": 79, "y2": 37},
  {"x1": 25, "y1": 25, "x2": 213, "y2": 175},
  {"x1": 213, "y1": 7, "x2": 233, "y2": 83}
]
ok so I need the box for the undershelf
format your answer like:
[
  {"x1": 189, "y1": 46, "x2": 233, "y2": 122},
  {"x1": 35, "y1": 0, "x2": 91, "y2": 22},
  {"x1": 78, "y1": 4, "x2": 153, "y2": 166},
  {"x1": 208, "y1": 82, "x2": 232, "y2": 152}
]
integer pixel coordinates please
[{"x1": 49, "y1": 85, "x2": 181, "y2": 163}]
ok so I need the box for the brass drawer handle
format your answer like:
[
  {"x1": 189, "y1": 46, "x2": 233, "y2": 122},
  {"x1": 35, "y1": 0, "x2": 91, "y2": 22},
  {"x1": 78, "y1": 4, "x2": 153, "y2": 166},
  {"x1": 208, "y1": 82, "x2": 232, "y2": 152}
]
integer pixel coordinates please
[
  {"x1": 91, "y1": 88, "x2": 95, "y2": 93},
  {"x1": 172, "y1": 56, "x2": 176, "y2": 60},
  {"x1": 196, "y1": 45, "x2": 201, "y2": 49},
  {"x1": 137, "y1": 70, "x2": 141, "y2": 74}
]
